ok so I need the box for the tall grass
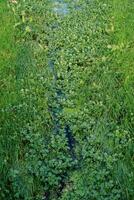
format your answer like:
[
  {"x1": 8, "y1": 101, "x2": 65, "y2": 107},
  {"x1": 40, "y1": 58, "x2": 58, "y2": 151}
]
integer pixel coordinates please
[
  {"x1": 111, "y1": 0, "x2": 134, "y2": 198},
  {"x1": 0, "y1": 1, "x2": 18, "y2": 198}
]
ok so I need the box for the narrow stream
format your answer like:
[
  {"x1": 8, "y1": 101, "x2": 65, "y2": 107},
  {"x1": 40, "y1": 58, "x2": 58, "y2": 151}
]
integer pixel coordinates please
[
  {"x1": 44, "y1": 2, "x2": 78, "y2": 199},
  {"x1": 48, "y1": 0, "x2": 76, "y2": 158}
]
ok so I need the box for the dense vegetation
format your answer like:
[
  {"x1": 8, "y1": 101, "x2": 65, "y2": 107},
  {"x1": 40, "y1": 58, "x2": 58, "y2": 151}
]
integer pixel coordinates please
[{"x1": 0, "y1": 0, "x2": 134, "y2": 199}]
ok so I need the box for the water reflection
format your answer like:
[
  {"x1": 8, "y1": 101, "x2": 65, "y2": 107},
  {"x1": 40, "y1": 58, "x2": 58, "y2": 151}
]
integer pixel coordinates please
[{"x1": 53, "y1": 1, "x2": 69, "y2": 15}]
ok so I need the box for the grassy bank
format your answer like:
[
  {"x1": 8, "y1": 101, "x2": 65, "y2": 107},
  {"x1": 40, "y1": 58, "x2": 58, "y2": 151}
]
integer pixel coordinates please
[
  {"x1": 0, "y1": 0, "x2": 134, "y2": 199},
  {"x1": 111, "y1": 0, "x2": 134, "y2": 198}
]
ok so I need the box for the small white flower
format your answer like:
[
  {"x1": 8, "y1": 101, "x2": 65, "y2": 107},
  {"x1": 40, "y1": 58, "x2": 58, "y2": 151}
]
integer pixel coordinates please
[{"x1": 10, "y1": 0, "x2": 17, "y2": 4}]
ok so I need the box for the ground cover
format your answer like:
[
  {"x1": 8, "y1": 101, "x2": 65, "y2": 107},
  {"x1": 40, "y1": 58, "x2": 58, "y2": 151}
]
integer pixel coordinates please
[{"x1": 0, "y1": 0, "x2": 133, "y2": 199}]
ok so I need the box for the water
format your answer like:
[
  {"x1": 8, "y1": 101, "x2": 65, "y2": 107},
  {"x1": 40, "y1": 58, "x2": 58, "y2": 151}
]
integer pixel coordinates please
[
  {"x1": 49, "y1": 0, "x2": 76, "y2": 158},
  {"x1": 43, "y1": 2, "x2": 78, "y2": 199},
  {"x1": 53, "y1": 1, "x2": 69, "y2": 15},
  {"x1": 48, "y1": 60, "x2": 57, "y2": 80}
]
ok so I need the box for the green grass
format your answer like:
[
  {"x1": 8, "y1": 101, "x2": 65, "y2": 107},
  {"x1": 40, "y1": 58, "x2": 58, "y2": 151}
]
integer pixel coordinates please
[
  {"x1": 0, "y1": 1, "x2": 17, "y2": 107},
  {"x1": 111, "y1": 1, "x2": 134, "y2": 198},
  {"x1": 0, "y1": 2, "x2": 18, "y2": 198}
]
